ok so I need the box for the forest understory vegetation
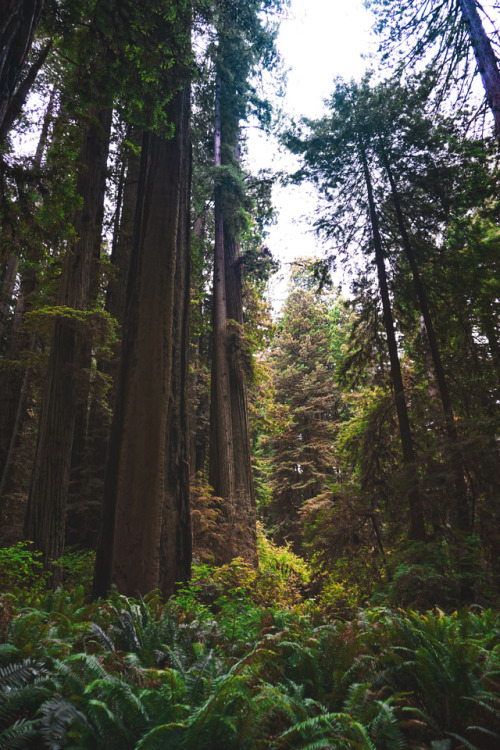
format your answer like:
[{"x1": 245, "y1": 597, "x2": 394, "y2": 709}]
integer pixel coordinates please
[
  {"x1": 1, "y1": 0, "x2": 500, "y2": 746},
  {"x1": 1, "y1": 537, "x2": 500, "y2": 750}
]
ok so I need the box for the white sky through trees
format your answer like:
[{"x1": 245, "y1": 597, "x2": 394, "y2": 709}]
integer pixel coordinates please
[{"x1": 247, "y1": 0, "x2": 372, "y2": 307}]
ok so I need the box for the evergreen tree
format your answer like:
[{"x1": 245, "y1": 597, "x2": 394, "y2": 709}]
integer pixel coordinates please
[{"x1": 267, "y1": 283, "x2": 348, "y2": 554}]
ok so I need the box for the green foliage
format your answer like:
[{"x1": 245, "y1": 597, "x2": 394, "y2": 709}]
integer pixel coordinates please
[
  {"x1": 0, "y1": 545, "x2": 95, "y2": 597},
  {"x1": 24, "y1": 306, "x2": 119, "y2": 360},
  {"x1": 0, "y1": 543, "x2": 48, "y2": 594},
  {"x1": 1, "y1": 579, "x2": 500, "y2": 749}
]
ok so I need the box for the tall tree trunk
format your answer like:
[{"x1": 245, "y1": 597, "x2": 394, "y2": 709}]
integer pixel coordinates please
[
  {"x1": 209, "y1": 72, "x2": 236, "y2": 506},
  {"x1": 160, "y1": 88, "x2": 192, "y2": 596},
  {"x1": 381, "y1": 147, "x2": 471, "y2": 534},
  {"x1": 0, "y1": 0, "x2": 45, "y2": 135},
  {"x1": 66, "y1": 115, "x2": 111, "y2": 547},
  {"x1": 359, "y1": 137, "x2": 426, "y2": 541},
  {"x1": 209, "y1": 71, "x2": 257, "y2": 564},
  {"x1": 224, "y1": 228, "x2": 257, "y2": 564},
  {"x1": 70, "y1": 133, "x2": 141, "y2": 549},
  {"x1": 457, "y1": 0, "x2": 500, "y2": 140},
  {"x1": 23, "y1": 107, "x2": 112, "y2": 576},
  {"x1": 93, "y1": 87, "x2": 191, "y2": 598}
]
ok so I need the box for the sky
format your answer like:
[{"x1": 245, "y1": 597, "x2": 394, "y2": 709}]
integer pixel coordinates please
[{"x1": 246, "y1": 0, "x2": 373, "y2": 307}]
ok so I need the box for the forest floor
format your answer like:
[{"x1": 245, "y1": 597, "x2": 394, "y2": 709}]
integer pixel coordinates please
[{"x1": 1, "y1": 539, "x2": 500, "y2": 749}]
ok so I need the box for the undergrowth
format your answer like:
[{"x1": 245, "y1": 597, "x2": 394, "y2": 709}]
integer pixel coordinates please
[{"x1": 0, "y1": 535, "x2": 499, "y2": 749}]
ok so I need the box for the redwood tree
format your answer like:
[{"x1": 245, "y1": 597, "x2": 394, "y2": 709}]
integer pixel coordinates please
[
  {"x1": 93, "y1": 83, "x2": 192, "y2": 598},
  {"x1": 208, "y1": 0, "x2": 285, "y2": 564}
]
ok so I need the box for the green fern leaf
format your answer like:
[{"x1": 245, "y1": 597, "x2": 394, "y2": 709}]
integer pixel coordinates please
[{"x1": 135, "y1": 722, "x2": 186, "y2": 750}]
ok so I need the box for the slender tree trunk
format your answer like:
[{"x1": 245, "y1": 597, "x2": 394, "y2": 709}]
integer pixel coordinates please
[
  {"x1": 209, "y1": 72, "x2": 236, "y2": 506},
  {"x1": 457, "y1": 0, "x2": 500, "y2": 139},
  {"x1": 93, "y1": 87, "x2": 190, "y2": 598},
  {"x1": 0, "y1": 0, "x2": 45, "y2": 135},
  {"x1": 23, "y1": 107, "x2": 112, "y2": 576},
  {"x1": 359, "y1": 137, "x2": 426, "y2": 541},
  {"x1": 381, "y1": 147, "x2": 470, "y2": 534}
]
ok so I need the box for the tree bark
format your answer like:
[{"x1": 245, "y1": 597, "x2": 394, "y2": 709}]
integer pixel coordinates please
[
  {"x1": 68, "y1": 133, "x2": 141, "y2": 549},
  {"x1": 66, "y1": 112, "x2": 111, "y2": 547},
  {"x1": 0, "y1": 0, "x2": 45, "y2": 135},
  {"x1": 160, "y1": 86, "x2": 192, "y2": 596},
  {"x1": 359, "y1": 137, "x2": 426, "y2": 541},
  {"x1": 209, "y1": 72, "x2": 236, "y2": 506},
  {"x1": 93, "y1": 87, "x2": 190, "y2": 598},
  {"x1": 224, "y1": 229, "x2": 258, "y2": 564},
  {"x1": 23, "y1": 107, "x2": 112, "y2": 576},
  {"x1": 457, "y1": 0, "x2": 500, "y2": 140}
]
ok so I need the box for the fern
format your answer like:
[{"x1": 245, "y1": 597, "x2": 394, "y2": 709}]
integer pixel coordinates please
[
  {"x1": 0, "y1": 718, "x2": 39, "y2": 750},
  {"x1": 0, "y1": 659, "x2": 41, "y2": 690},
  {"x1": 135, "y1": 722, "x2": 186, "y2": 750},
  {"x1": 39, "y1": 698, "x2": 89, "y2": 750}
]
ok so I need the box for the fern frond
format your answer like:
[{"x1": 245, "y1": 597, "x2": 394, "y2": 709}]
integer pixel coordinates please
[
  {"x1": 39, "y1": 697, "x2": 89, "y2": 750},
  {"x1": 135, "y1": 723, "x2": 186, "y2": 750},
  {"x1": 446, "y1": 732, "x2": 480, "y2": 750},
  {"x1": 0, "y1": 718, "x2": 39, "y2": 749},
  {"x1": 0, "y1": 659, "x2": 40, "y2": 690},
  {"x1": 90, "y1": 622, "x2": 116, "y2": 652}
]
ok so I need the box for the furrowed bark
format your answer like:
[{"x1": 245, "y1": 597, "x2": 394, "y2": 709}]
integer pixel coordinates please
[
  {"x1": 94, "y1": 89, "x2": 189, "y2": 598},
  {"x1": 160, "y1": 85, "x2": 192, "y2": 597}
]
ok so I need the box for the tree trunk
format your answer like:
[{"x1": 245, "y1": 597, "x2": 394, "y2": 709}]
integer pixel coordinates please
[
  {"x1": 23, "y1": 107, "x2": 112, "y2": 577},
  {"x1": 66, "y1": 114, "x2": 111, "y2": 548},
  {"x1": 457, "y1": 0, "x2": 500, "y2": 140},
  {"x1": 93, "y1": 87, "x2": 191, "y2": 598},
  {"x1": 224, "y1": 229, "x2": 258, "y2": 564},
  {"x1": 209, "y1": 72, "x2": 236, "y2": 507},
  {"x1": 160, "y1": 86, "x2": 192, "y2": 596},
  {"x1": 381, "y1": 147, "x2": 470, "y2": 534},
  {"x1": 0, "y1": 0, "x2": 45, "y2": 135},
  {"x1": 359, "y1": 137, "x2": 426, "y2": 541},
  {"x1": 68, "y1": 132, "x2": 141, "y2": 549}
]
